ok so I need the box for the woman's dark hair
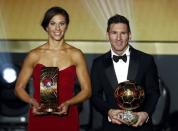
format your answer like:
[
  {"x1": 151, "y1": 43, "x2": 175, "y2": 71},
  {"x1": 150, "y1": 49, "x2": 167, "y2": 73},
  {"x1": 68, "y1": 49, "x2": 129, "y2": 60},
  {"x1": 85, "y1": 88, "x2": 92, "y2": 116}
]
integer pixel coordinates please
[
  {"x1": 107, "y1": 14, "x2": 131, "y2": 33},
  {"x1": 41, "y1": 6, "x2": 70, "y2": 31}
]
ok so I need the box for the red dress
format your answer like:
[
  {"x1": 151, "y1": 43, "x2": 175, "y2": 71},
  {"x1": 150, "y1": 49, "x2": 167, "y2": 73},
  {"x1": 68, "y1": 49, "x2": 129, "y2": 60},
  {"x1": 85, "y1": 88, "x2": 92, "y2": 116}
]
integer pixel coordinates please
[{"x1": 28, "y1": 64, "x2": 79, "y2": 131}]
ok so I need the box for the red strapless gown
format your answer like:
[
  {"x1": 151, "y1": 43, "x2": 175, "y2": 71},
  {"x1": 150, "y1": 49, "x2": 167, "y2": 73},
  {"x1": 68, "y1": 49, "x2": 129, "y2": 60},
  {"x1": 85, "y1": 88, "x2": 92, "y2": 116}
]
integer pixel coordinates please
[{"x1": 28, "y1": 64, "x2": 79, "y2": 131}]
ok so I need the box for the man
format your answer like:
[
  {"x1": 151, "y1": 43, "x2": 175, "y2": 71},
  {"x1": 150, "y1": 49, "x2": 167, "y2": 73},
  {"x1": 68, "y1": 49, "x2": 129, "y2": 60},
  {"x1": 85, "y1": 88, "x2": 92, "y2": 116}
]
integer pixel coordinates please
[{"x1": 91, "y1": 14, "x2": 160, "y2": 131}]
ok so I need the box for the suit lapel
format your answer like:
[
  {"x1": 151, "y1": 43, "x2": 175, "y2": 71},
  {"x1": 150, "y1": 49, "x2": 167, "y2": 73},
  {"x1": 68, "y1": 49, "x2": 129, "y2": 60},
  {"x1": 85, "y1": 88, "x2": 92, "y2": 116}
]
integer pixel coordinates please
[
  {"x1": 127, "y1": 47, "x2": 139, "y2": 81},
  {"x1": 104, "y1": 51, "x2": 118, "y2": 90}
]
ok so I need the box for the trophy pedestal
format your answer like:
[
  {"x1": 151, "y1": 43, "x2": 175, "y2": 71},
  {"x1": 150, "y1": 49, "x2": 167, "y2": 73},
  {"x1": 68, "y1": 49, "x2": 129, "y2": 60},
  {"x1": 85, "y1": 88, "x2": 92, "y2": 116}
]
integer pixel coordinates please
[
  {"x1": 37, "y1": 103, "x2": 59, "y2": 114},
  {"x1": 118, "y1": 110, "x2": 138, "y2": 125}
]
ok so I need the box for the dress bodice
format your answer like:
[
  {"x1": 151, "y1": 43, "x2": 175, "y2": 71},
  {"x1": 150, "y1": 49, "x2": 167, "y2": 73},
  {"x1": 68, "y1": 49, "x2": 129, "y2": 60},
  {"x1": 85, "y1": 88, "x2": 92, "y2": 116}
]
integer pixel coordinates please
[{"x1": 28, "y1": 64, "x2": 79, "y2": 131}]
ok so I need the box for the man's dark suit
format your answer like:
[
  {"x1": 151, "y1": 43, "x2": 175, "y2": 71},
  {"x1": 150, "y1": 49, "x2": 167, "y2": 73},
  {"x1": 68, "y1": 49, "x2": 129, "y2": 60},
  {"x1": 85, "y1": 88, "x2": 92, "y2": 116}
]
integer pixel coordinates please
[{"x1": 91, "y1": 46, "x2": 160, "y2": 131}]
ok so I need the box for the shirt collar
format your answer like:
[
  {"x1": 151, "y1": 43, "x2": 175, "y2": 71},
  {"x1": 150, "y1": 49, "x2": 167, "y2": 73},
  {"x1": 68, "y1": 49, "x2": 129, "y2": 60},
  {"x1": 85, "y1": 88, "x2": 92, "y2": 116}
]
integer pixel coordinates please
[{"x1": 111, "y1": 45, "x2": 130, "y2": 58}]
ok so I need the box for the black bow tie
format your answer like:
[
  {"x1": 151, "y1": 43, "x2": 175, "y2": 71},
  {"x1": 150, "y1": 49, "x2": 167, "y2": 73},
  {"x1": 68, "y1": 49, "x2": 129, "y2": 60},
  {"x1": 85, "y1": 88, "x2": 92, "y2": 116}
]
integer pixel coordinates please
[{"x1": 113, "y1": 54, "x2": 127, "y2": 63}]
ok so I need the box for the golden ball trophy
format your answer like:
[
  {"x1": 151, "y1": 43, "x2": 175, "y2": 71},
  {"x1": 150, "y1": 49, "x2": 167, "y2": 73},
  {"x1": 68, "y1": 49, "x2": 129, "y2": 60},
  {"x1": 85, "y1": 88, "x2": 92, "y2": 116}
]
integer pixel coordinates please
[{"x1": 114, "y1": 80, "x2": 145, "y2": 125}]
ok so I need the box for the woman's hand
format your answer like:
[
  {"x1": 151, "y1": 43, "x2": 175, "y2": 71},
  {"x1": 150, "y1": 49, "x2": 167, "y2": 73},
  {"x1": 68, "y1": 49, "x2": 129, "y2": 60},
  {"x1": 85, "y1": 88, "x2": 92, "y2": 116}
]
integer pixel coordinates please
[
  {"x1": 54, "y1": 101, "x2": 70, "y2": 116},
  {"x1": 29, "y1": 98, "x2": 41, "y2": 114}
]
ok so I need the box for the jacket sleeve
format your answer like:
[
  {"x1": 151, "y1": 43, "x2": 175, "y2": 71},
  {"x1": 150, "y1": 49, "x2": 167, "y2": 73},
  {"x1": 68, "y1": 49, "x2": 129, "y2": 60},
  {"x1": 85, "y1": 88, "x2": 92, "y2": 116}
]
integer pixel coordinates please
[
  {"x1": 142, "y1": 56, "x2": 160, "y2": 116},
  {"x1": 90, "y1": 60, "x2": 111, "y2": 116}
]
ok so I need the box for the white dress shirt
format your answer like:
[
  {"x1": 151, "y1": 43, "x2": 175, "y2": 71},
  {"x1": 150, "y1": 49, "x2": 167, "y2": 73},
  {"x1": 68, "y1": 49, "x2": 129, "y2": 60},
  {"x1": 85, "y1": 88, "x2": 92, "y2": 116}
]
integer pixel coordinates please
[{"x1": 111, "y1": 46, "x2": 130, "y2": 84}]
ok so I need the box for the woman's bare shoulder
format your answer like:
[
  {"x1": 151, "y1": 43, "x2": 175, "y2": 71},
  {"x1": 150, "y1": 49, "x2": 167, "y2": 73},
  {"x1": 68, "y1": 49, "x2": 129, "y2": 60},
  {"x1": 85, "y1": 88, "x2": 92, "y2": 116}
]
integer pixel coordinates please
[
  {"x1": 28, "y1": 43, "x2": 47, "y2": 58},
  {"x1": 28, "y1": 48, "x2": 40, "y2": 59},
  {"x1": 66, "y1": 45, "x2": 85, "y2": 66},
  {"x1": 24, "y1": 44, "x2": 46, "y2": 66},
  {"x1": 67, "y1": 45, "x2": 84, "y2": 58}
]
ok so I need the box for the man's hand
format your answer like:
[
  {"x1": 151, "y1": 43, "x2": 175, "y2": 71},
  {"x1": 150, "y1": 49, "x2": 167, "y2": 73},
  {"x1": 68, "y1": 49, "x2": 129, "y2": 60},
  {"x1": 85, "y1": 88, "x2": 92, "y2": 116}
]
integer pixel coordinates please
[
  {"x1": 132, "y1": 112, "x2": 149, "y2": 127},
  {"x1": 108, "y1": 109, "x2": 127, "y2": 125}
]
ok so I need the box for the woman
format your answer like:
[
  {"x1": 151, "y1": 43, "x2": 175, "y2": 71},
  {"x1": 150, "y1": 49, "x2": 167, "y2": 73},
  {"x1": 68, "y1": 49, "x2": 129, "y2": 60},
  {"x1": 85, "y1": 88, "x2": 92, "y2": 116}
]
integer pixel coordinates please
[{"x1": 15, "y1": 6, "x2": 91, "y2": 131}]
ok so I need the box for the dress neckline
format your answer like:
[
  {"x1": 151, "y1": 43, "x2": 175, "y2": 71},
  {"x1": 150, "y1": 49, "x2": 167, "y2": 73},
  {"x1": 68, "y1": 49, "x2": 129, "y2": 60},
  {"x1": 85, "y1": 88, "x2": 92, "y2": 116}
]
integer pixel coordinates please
[{"x1": 34, "y1": 63, "x2": 76, "y2": 72}]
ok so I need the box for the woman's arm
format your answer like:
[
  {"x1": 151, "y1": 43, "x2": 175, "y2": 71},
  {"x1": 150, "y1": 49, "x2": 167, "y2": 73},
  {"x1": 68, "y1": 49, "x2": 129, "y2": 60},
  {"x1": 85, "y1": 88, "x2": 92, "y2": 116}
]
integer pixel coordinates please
[
  {"x1": 15, "y1": 51, "x2": 39, "y2": 107},
  {"x1": 68, "y1": 49, "x2": 92, "y2": 105}
]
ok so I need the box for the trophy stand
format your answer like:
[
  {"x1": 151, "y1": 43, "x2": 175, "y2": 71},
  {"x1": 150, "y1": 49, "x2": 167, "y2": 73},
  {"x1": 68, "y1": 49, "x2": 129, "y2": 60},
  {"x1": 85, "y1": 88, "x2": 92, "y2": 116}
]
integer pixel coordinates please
[{"x1": 118, "y1": 110, "x2": 138, "y2": 125}]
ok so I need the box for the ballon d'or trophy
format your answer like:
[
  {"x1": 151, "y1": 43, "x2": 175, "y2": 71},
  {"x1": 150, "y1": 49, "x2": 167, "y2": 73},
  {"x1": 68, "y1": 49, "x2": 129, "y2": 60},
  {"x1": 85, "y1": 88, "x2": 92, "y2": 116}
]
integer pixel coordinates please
[
  {"x1": 37, "y1": 67, "x2": 59, "y2": 114},
  {"x1": 114, "y1": 80, "x2": 145, "y2": 125}
]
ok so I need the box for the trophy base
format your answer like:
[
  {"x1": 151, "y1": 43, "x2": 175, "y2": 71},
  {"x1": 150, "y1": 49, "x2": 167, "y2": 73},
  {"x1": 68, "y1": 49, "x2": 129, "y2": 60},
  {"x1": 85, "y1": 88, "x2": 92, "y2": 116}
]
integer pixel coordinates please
[
  {"x1": 36, "y1": 104, "x2": 59, "y2": 115},
  {"x1": 118, "y1": 111, "x2": 138, "y2": 125}
]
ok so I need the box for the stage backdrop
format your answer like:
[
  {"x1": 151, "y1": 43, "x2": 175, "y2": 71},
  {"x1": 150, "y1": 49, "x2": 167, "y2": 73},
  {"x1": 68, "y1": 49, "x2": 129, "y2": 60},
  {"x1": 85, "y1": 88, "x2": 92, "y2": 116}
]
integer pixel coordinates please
[{"x1": 0, "y1": 0, "x2": 178, "y2": 41}]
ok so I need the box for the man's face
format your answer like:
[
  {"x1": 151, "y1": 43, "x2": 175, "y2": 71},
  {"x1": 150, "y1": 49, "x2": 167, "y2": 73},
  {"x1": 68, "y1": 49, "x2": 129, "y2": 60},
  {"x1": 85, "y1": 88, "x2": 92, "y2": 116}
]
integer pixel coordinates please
[{"x1": 107, "y1": 23, "x2": 131, "y2": 55}]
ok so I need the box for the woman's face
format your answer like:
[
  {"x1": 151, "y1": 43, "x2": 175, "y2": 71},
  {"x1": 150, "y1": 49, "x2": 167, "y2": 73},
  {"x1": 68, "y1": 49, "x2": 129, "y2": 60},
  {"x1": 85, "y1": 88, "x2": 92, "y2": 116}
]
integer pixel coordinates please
[{"x1": 46, "y1": 14, "x2": 68, "y2": 41}]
